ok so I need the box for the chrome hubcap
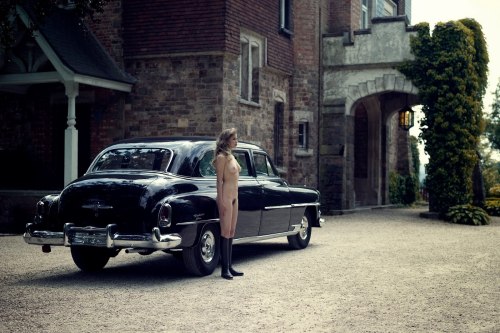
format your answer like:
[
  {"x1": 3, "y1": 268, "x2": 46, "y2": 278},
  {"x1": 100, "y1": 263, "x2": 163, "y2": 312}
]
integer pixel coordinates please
[
  {"x1": 200, "y1": 230, "x2": 215, "y2": 263},
  {"x1": 299, "y1": 216, "x2": 309, "y2": 240}
]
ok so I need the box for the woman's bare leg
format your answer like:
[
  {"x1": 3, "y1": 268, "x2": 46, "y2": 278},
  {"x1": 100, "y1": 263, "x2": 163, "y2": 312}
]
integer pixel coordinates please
[
  {"x1": 227, "y1": 199, "x2": 243, "y2": 276},
  {"x1": 229, "y1": 199, "x2": 239, "y2": 238},
  {"x1": 220, "y1": 199, "x2": 233, "y2": 239}
]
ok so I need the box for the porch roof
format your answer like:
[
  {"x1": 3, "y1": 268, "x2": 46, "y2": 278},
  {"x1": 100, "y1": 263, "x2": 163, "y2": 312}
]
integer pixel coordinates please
[{"x1": 0, "y1": 5, "x2": 135, "y2": 92}]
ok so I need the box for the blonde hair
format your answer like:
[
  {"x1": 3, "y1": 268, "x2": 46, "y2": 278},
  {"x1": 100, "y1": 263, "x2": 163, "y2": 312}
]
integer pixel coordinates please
[{"x1": 213, "y1": 128, "x2": 237, "y2": 164}]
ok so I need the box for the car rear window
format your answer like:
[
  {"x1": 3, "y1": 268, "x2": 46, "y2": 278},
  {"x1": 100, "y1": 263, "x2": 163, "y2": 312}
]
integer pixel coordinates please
[{"x1": 92, "y1": 148, "x2": 172, "y2": 171}]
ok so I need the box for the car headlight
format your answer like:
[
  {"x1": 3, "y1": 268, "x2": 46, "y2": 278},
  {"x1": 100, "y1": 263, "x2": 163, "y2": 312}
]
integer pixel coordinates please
[{"x1": 158, "y1": 203, "x2": 172, "y2": 228}]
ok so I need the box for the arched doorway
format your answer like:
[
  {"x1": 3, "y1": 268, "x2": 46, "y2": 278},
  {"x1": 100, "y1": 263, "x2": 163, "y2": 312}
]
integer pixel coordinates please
[{"x1": 352, "y1": 91, "x2": 419, "y2": 207}]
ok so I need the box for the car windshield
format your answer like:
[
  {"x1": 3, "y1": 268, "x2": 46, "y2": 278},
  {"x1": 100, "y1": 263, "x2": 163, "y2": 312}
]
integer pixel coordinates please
[{"x1": 92, "y1": 148, "x2": 172, "y2": 172}]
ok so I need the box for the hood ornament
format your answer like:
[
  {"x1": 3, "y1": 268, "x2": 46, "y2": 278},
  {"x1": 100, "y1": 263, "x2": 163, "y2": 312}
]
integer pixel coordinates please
[{"x1": 82, "y1": 200, "x2": 113, "y2": 217}]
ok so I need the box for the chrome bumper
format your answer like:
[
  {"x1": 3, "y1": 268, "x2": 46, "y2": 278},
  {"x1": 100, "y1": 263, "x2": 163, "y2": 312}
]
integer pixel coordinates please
[{"x1": 23, "y1": 223, "x2": 182, "y2": 250}]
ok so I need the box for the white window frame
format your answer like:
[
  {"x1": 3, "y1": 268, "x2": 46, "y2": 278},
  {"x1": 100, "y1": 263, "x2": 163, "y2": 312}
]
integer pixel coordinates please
[
  {"x1": 298, "y1": 121, "x2": 309, "y2": 149},
  {"x1": 239, "y1": 31, "x2": 265, "y2": 104},
  {"x1": 361, "y1": 0, "x2": 369, "y2": 29},
  {"x1": 383, "y1": 0, "x2": 396, "y2": 17}
]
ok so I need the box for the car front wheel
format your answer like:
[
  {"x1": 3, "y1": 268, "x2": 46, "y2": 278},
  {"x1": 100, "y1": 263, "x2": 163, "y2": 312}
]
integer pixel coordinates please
[
  {"x1": 71, "y1": 246, "x2": 111, "y2": 272},
  {"x1": 287, "y1": 210, "x2": 312, "y2": 249},
  {"x1": 182, "y1": 223, "x2": 220, "y2": 276}
]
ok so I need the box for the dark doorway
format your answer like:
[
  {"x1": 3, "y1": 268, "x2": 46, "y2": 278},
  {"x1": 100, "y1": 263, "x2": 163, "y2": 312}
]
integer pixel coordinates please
[{"x1": 274, "y1": 102, "x2": 284, "y2": 166}]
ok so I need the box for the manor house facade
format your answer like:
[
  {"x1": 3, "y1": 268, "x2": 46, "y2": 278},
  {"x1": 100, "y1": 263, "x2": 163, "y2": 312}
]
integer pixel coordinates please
[{"x1": 0, "y1": 0, "x2": 417, "y2": 230}]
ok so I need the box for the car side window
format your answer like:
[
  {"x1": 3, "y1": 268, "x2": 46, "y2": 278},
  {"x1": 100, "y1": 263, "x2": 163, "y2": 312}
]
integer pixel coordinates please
[
  {"x1": 233, "y1": 151, "x2": 250, "y2": 176},
  {"x1": 198, "y1": 153, "x2": 216, "y2": 177},
  {"x1": 198, "y1": 150, "x2": 251, "y2": 177},
  {"x1": 254, "y1": 153, "x2": 279, "y2": 178}
]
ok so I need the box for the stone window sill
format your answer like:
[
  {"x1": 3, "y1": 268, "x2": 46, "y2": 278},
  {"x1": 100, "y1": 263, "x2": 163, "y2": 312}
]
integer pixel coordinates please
[
  {"x1": 239, "y1": 99, "x2": 261, "y2": 108},
  {"x1": 295, "y1": 148, "x2": 313, "y2": 157}
]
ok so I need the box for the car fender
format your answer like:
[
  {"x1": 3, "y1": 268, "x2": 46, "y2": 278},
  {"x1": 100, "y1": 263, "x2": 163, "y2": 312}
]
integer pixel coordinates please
[{"x1": 161, "y1": 192, "x2": 219, "y2": 248}]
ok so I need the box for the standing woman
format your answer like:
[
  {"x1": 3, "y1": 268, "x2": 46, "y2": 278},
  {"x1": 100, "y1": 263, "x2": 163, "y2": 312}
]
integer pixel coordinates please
[{"x1": 214, "y1": 128, "x2": 244, "y2": 280}]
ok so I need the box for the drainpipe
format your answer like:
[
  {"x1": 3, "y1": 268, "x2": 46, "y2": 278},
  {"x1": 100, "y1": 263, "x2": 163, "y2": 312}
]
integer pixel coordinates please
[{"x1": 317, "y1": 4, "x2": 323, "y2": 189}]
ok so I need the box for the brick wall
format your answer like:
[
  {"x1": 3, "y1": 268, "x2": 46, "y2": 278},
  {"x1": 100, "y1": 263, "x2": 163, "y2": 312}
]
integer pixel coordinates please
[
  {"x1": 285, "y1": 0, "x2": 326, "y2": 188},
  {"x1": 124, "y1": 55, "x2": 224, "y2": 137},
  {"x1": 0, "y1": 87, "x2": 62, "y2": 190},
  {"x1": 122, "y1": 0, "x2": 226, "y2": 57},
  {"x1": 226, "y1": 0, "x2": 294, "y2": 73},
  {"x1": 88, "y1": 0, "x2": 124, "y2": 67},
  {"x1": 222, "y1": 54, "x2": 291, "y2": 157},
  {"x1": 89, "y1": 88, "x2": 127, "y2": 158},
  {"x1": 330, "y1": 0, "x2": 361, "y2": 35}
]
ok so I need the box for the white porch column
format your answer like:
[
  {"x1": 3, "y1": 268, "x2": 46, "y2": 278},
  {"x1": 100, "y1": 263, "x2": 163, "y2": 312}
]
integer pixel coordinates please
[{"x1": 64, "y1": 81, "x2": 79, "y2": 185}]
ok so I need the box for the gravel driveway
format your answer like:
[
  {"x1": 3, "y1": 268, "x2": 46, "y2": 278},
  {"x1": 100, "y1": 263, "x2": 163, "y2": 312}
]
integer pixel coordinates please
[{"x1": 0, "y1": 207, "x2": 499, "y2": 333}]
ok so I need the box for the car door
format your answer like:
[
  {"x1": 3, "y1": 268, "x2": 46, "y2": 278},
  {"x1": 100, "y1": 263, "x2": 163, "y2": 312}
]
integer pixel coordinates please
[
  {"x1": 232, "y1": 150, "x2": 262, "y2": 238},
  {"x1": 253, "y1": 152, "x2": 291, "y2": 235},
  {"x1": 197, "y1": 149, "x2": 261, "y2": 238}
]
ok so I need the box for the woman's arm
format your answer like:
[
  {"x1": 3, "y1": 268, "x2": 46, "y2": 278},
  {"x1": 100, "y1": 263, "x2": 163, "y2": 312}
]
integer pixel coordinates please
[{"x1": 215, "y1": 154, "x2": 225, "y2": 211}]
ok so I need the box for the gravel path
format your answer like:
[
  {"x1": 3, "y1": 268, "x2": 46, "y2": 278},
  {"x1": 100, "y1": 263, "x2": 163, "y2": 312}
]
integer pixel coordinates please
[{"x1": 0, "y1": 207, "x2": 499, "y2": 333}]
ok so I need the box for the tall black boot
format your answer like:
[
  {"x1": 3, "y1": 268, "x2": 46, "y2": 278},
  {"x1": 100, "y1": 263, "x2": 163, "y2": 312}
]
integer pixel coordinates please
[
  {"x1": 220, "y1": 237, "x2": 233, "y2": 280},
  {"x1": 228, "y1": 238, "x2": 244, "y2": 277}
]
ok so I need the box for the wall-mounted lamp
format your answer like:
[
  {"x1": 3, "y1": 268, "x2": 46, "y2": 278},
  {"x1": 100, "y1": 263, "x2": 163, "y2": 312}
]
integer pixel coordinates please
[{"x1": 398, "y1": 106, "x2": 415, "y2": 131}]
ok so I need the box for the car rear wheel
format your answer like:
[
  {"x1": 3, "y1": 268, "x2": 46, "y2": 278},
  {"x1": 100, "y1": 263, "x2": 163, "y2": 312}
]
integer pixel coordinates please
[
  {"x1": 183, "y1": 223, "x2": 220, "y2": 276},
  {"x1": 287, "y1": 210, "x2": 312, "y2": 249},
  {"x1": 71, "y1": 246, "x2": 111, "y2": 272}
]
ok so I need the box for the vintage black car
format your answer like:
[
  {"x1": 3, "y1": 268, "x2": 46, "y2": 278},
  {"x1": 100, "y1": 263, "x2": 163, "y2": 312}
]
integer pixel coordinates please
[{"x1": 24, "y1": 137, "x2": 322, "y2": 276}]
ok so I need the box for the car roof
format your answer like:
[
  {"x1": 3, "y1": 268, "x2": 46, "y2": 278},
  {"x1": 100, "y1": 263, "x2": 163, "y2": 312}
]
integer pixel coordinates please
[
  {"x1": 88, "y1": 136, "x2": 271, "y2": 177},
  {"x1": 112, "y1": 136, "x2": 262, "y2": 151}
]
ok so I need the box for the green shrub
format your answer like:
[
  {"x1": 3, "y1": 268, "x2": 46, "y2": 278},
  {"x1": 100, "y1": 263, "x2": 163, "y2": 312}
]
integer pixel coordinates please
[
  {"x1": 389, "y1": 172, "x2": 418, "y2": 205},
  {"x1": 488, "y1": 185, "x2": 500, "y2": 198},
  {"x1": 389, "y1": 172, "x2": 403, "y2": 204},
  {"x1": 445, "y1": 204, "x2": 490, "y2": 226},
  {"x1": 484, "y1": 198, "x2": 500, "y2": 216}
]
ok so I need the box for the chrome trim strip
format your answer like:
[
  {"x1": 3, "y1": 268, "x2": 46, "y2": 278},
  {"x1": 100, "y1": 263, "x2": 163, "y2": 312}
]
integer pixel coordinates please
[
  {"x1": 232, "y1": 224, "x2": 301, "y2": 245},
  {"x1": 24, "y1": 223, "x2": 182, "y2": 250},
  {"x1": 263, "y1": 205, "x2": 292, "y2": 210},
  {"x1": 176, "y1": 218, "x2": 219, "y2": 226},
  {"x1": 291, "y1": 202, "x2": 320, "y2": 208},
  {"x1": 264, "y1": 202, "x2": 319, "y2": 210}
]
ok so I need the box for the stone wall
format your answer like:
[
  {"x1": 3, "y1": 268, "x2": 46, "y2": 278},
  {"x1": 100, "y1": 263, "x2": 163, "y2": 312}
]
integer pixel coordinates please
[{"x1": 125, "y1": 55, "x2": 224, "y2": 137}]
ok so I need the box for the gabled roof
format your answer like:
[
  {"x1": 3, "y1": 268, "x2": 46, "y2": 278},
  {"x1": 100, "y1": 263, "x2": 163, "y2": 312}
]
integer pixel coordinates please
[
  {"x1": 0, "y1": 5, "x2": 135, "y2": 92},
  {"x1": 32, "y1": 6, "x2": 136, "y2": 86}
]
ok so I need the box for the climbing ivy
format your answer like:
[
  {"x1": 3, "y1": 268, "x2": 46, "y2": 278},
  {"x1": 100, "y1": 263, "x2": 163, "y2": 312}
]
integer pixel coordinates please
[{"x1": 399, "y1": 19, "x2": 489, "y2": 215}]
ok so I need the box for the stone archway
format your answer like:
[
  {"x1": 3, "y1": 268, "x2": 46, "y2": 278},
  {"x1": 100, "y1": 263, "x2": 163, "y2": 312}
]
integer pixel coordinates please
[
  {"x1": 350, "y1": 76, "x2": 419, "y2": 207},
  {"x1": 320, "y1": 16, "x2": 419, "y2": 213}
]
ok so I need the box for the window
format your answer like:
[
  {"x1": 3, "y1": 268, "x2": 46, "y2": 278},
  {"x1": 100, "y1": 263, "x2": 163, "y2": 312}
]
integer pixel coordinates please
[
  {"x1": 240, "y1": 32, "x2": 264, "y2": 103},
  {"x1": 93, "y1": 149, "x2": 171, "y2": 172},
  {"x1": 383, "y1": 0, "x2": 396, "y2": 16},
  {"x1": 298, "y1": 121, "x2": 308, "y2": 149},
  {"x1": 361, "y1": 0, "x2": 369, "y2": 29},
  {"x1": 280, "y1": 0, "x2": 292, "y2": 34},
  {"x1": 254, "y1": 153, "x2": 279, "y2": 177},
  {"x1": 198, "y1": 150, "x2": 251, "y2": 177}
]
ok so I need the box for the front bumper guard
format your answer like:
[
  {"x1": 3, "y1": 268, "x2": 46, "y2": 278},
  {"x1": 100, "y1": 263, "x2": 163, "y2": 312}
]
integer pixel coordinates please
[{"x1": 23, "y1": 223, "x2": 182, "y2": 250}]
